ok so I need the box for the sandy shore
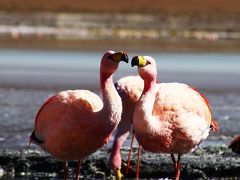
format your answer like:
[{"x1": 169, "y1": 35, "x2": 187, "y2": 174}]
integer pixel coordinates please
[{"x1": 0, "y1": 146, "x2": 240, "y2": 179}]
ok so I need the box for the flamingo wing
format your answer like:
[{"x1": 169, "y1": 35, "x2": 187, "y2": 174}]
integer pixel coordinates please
[
  {"x1": 115, "y1": 75, "x2": 143, "y2": 103},
  {"x1": 32, "y1": 90, "x2": 103, "y2": 145},
  {"x1": 190, "y1": 86, "x2": 219, "y2": 132},
  {"x1": 30, "y1": 95, "x2": 57, "y2": 144},
  {"x1": 145, "y1": 83, "x2": 216, "y2": 152},
  {"x1": 62, "y1": 90, "x2": 103, "y2": 112}
]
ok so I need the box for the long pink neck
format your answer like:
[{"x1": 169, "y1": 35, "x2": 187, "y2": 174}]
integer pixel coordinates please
[
  {"x1": 134, "y1": 77, "x2": 158, "y2": 132},
  {"x1": 99, "y1": 71, "x2": 122, "y2": 132},
  {"x1": 141, "y1": 79, "x2": 157, "y2": 112},
  {"x1": 100, "y1": 72, "x2": 112, "y2": 90},
  {"x1": 142, "y1": 79, "x2": 156, "y2": 96}
]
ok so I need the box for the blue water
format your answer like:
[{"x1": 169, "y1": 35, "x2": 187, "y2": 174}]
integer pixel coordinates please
[
  {"x1": 0, "y1": 49, "x2": 240, "y2": 149},
  {"x1": 1, "y1": 49, "x2": 240, "y2": 74}
]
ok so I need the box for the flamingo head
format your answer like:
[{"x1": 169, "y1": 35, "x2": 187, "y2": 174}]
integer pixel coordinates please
[
  {"x1": 100, "y1": 50, "x2": 128, "y2": 76},
  {"x1": 131, "y1": 55, "x2": 157, "y2": 81}
]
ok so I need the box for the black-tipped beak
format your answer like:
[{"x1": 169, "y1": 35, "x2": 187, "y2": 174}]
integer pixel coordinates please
[
  {"x1": 131, "y1": 55, "x2": 151, "y2": 68},
  {"x1": 131, "y1": 56, "x2": 139, "y2": 67},
  {"x1": 122, "y1": 52, "x2": 129, "y2": 63},
  {"x1": 109, "y1": 51, "x2": 129, "y2": 63}
]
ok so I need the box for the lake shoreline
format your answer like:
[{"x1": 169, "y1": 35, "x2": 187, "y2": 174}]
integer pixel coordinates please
[
  {"x1": 0, "y1": 146, "x2": 240, "y2": 179},
  {"x1": 1, "y1": 37, "x2": 240, "y2": 53}
]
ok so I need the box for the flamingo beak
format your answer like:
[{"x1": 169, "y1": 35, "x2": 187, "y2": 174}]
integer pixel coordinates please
[
  {"x1": 131, "y1": 56, "x2": 140, "y2": 67},
  {"x1": 110, "y1": 51, "x2": 129, "y2": 63},
  {"x1": 131, "y1": 56, "x2": 150, "y2": 67}
]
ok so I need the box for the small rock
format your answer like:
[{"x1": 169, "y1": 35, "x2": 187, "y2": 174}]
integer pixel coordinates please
[
  {"x1": 0, "y1": 166, "x2": 5, "y2": 177},
  {"x1": 95, "y1": 171, "x2": 105, "y2": 179}
]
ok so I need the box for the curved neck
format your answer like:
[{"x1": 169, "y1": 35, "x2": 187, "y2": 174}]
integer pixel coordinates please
[
  {"x1": 142, "y1": 79, "x2": 157, "y2": 96},
  {"x1": 134, "y1": 78, "x2": 160, "y2": 133},
  {"x1": 98, "y1": 72, "x2": 122, "y2": 133},
  {"x1": 140, "y1": 78, "x2": 157, "y2": 111}
]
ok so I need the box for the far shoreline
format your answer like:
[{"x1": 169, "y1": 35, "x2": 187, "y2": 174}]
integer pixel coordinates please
[{"x1": 1, "y1": 38, "x2": 240, "y2": 53}]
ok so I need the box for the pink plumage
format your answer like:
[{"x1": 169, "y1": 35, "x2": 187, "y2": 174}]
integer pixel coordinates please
[
  {"x1": 29, "y1": 51, "x2": 128, "y2": 180},
  {"x1": 135, "y1": 82, "x2": 212, "y2": 153},
  {"x1": 108, "y1": 76, "x2": 143, "y2": 173},
  {"x1": 109, "y1": 55, "x2": 219, "y2": 179},
  {"x1": 131, "y1": 55, "x2": 218, "y2": 179}
]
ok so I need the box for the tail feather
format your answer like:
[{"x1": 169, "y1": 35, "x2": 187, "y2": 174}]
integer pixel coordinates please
[
  {"x1": 229, "y1": 135, "x2": 240, "y2": 154},
  {"x1": 211, "y1": 119, "x2": 220, "y2": 133},
  {"x1": 29, "y1": 130, "x2": 44, "y2": 145},
  {"x1": 190, "y1": 86, "x2": 219, "y2": 133}
]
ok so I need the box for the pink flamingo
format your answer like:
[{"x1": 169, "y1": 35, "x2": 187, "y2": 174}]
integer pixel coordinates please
[
  {"x1": 108, "y1": 75, "x2": 143, "y2": 177},
  {"x1": 29, "y1": 50, "x2": 129, "y2": 180},
  {"x1": 229, "y1": 135, "x2": 240, "y2": 153},
  {"x1": 131, "y1": 55, "x2": 219, "y2": 180}
]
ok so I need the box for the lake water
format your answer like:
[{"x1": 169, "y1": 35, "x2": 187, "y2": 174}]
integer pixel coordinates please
[{"x1": 0, "y1": 49, "x2": 240, "y2": 149}]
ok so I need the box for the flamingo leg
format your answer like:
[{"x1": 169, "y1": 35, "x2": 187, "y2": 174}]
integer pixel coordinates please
[
  {"x1": 170, "y1": 154, "x2": 177, "y2": 168},
  {"x1": 136, "y1": 145, "x2": 142, "y2": 179},
  {"x1": 174, "y1": 154, "x2": 181, "y2": 180},
  {"x1": 75, "y1": 159, "x2": 81, "y2": 180},
  {"x1": 63, "y1": 161, "x2": 68, "y2": 180},
  {"x1": 125, "y1": 129, "x2": 135, "y2": 175}
]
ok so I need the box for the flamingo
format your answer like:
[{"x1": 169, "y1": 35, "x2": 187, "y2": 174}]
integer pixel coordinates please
[
  {"x1": 108, "y1": 75, "x2": 143, "y2": 177},
  {"x1": 29, "y1": 50, "x2": 129, "y2": 180},
  {"x1": 130, "y1": 55, "x2": 219, "y2": 180},
  {"x1": 229, "y1": 135, "x2": 240, "y2": 153}
]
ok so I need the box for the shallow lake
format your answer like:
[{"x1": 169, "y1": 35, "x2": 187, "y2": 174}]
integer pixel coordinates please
[{"x1": 0, "y1": 49, "x2": 240, "y2": 149}]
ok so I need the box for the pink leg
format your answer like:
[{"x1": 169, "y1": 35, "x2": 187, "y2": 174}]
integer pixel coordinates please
[
  {"x1": 136, "y1": 145, "x2": 142, "y2": 179},
  {"x1": 75, "y1": 160, "x2": 81, "y2": 180},
  {"x1": 174, "y1": 154, "x2": 181, "y2": 180},
  {"x1": 125, "y1": 130, "x2": 135, "y2": 175},
  {"x1": 170, "y1": 154, "x2": 177, "y2": 168},
  {"x1": 63, "y1": 161, "x2": 68, "y2": 180}
]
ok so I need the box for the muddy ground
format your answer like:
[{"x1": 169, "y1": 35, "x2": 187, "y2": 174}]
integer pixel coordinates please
[{"x1": 0, "y1": 145, "x2": 240, "y2": 179}]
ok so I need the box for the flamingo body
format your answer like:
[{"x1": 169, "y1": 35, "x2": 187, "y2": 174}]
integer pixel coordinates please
[
  {"x1": 131, "y1": 55, "x2": 218, "y2": 179},
  {"x1": 30, "y1": 51, "x2": 129, "y2": 179},
  {"x1": 134, "y1": 82, "x2": 212, "y2": 154},
  {"x1": 115, "y1": 76, "x2": 143, "y2": 103},
  {"x1": 109, "y1": 76, "x2": 143, "y2": 170},
  {"x1": 34, "y1": 90, "x2": 108, "y2": 160}
]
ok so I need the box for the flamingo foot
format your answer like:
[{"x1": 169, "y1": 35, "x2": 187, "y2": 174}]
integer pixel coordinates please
[{"x1": 115, "y1": 168, "x2": 123, "y2": 180}]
